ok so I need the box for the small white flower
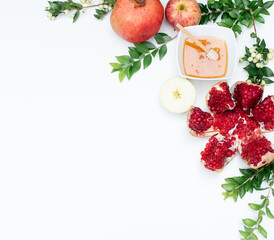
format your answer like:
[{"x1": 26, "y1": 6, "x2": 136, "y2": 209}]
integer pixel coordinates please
[
  {"x1": 86, "y1": 0, "x2": 91, "y2": 3},
  {"x1": 267, "y1": 53, "x2": 273, "y2": 60},
  {"x1": 70, "y1": 14, "x2": 75, "y2": 18},
  {"x1": 246, "y1": 79, "x2": 252, "y2": 83},
  {"x1": 82, "y1": 9, "x2": 86, "y2": 13},
  {"x1": 248, "y1": 57, "x2": 253, "y2": 62},
  {"x1": 99, "y1": 5, "x2": 104, "y2": 9},
  {"x1": 249, "y1": 48, "x2": 255, "y2": 53},
  {"x1": 256, "y1": 63, "x2": 261, "y2": 68},
  {"x1": 269, "y1": 48, "x2": 274, "y2": 53},
  {"x1": 64, "y1": 10, "x2": 69, "y2": 14},
  {"x1": 239, "y1": 57, "x2": 244, "y2": 63},
  {"x1": 46, "y1": 7, "x2": 50, "y2": 10},
  {"x1": 253, "y1": 58, "x2": 258, "y2": 63},
  {"x1": 256, "y1": 53, "x2": 262, "y2": 60},
  {"x1": 263, "y1": 60, "x2": 268, "y2": 65},
  {"x1": 47, "y1": 12, "x2": 53, "y2": 18},
  {"x1": 108, "y1": 6, "x2": 112, "y2": 11},
  {"x1": 99, "y1": 0, "x2": 104, "y2": 3},
  {"x1": 50, "y1": 16, "x2": 56, "y2": 21},
  {"x1": 104, "y1": 4, "x2": 108, "y2": 8},
  {"x1": 80, "y1": 0, "x2": 85, "y2": 3},
  {"x1": 251, "y1": 53, "x2": 256, "y2": 58},
  {"x1": 261, "y1": 80, "x2": 266, "y2": 87}
]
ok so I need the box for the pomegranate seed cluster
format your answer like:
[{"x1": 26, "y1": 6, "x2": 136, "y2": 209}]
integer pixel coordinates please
[
  {"x1": 187, "y1": 81, "x2": 274, "y2": 172},
  {"x1": 206, "y1": 82, "x2": 235, "y2": 113}
]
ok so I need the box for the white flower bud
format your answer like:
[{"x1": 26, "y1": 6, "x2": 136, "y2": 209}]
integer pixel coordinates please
[
  {"x1": 249, "y1": 48, "x2": 255, "y2": 53},
  {"x1": 263, "y1": 60, "x2": 268, "y2": 65},
  {"x1": 108, "y1": 6, "x2": 112, "y2": 11},
  {"x1": 269, "y1": 48, "x2": 274, "y2": 53},
  {"x1": 86, "y1": 0, "x2": 91, "y2": 3},
  {"x1": 46, "y1": 7, "x2": 50, "y2": 10},
  {"x1": 50, "y1": 16, "x2": 56, "y2": 21},
  {"x1": 47, "y1": 12, "x2": 53, "y2": 18},
  {"x1": 99, "y1": 0, "x2": 104, "y2": 3},
  {"x1": 251, "y1": 53, "x2": 256, "y2": 58},
  {"x1": 261, "y1": 80, "x2": 266, "y2": 87},
  {"x1": 248, "y1": 57, "x2": 253, "y2": 62},
  {"x1": 256, "y1": 53, "x2": 262, "y2": 60},
  {"x1": 70, "y1": 14, "x2": 75, "y2": 18},
  {"x1": 267, "y1": 53, "x2": 273, "y2": 60},
  {"x1": 64, "y1": 10, "x2": 69, "y2": 14},
  {"x1": 80, "y1": 0, "x2": 85, "y2": 3},
  {"x1": 253, "y1": 58, "x2": 258, "y2": 63},
  {"x1": 256, "y1": 63, "x2": 261, "y2": 68},
  {"x1": 99, "y1": 5, "x2": 104, "y2": 9},
  {"x1": 82, "y1": 9, "x2": 86, "y2": 13},
  {"x1": 246, "y1": 80, "x2": 252, "y2": 83},
  {"x1": 104, "y1": 4, "x2": 108, "y2": 8}
]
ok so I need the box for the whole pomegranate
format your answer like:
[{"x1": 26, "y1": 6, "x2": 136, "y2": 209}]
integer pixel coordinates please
[{"x1": 110, "y1": 0, "x2": 164, "y2": 43}]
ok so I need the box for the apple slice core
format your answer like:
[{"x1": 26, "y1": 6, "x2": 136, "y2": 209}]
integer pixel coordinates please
[{"x1": 160, "y1": 77, "x2": 196, "y2": 113}]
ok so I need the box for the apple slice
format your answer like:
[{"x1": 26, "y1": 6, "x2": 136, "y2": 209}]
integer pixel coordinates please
[{"x1": 160, "y1": 77, "x2": 196, "y2": 113}]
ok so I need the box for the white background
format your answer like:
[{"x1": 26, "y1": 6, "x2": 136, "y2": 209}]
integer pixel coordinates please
[{"x1": 0, "y1": 1, "x2": 273, "y2": 239}]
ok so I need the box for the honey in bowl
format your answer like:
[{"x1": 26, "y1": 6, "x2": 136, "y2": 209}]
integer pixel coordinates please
[{"x1": 183, "y1": 37, "x2": 228, "y2": 78}]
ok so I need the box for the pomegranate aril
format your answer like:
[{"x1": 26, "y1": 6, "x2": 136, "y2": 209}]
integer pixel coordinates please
[
  {"x1": 252, "y1": 95, "x2": 274, "y2": 132},
  {"x1": 206, "y1": 81, "x2": 235, "y2": 113},
  {"x1": 233, "y1": 81, "x2": 263, "y2": 109}
]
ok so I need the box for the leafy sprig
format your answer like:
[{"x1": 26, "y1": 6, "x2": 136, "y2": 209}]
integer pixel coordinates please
[
  {"x1": 222, "y1": 163, "x2": 274, "y2": 239},
  {"x1": 240, "y1": 33, "x2": 274, "y2": 85},
  {"x1": 199, "y1": 0, "x2": 274, "y2": 36},
  {"x1": 110, "y1": 33, "x2": 176, "y2": 82},
  {"x1": 45, "y1": 0, "x2": 114, "y2": 22}
]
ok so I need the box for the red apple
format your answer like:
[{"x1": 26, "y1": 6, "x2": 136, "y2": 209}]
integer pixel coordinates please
[
  {"x1": 110, "y1": 0, "x2": 164, "y2": 43},
  {"x1": 165, "y1": 0, "x2": 201, "y2": 31}
]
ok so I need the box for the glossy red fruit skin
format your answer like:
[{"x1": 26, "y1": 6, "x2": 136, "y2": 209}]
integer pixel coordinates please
[
  {"x1": 206, "y1": 81, "x2": 235, "y2": 113},
  {"x1": 110, "y1": 0, "x2": 164, "y2": 43},
  {"x1": 165, "y1": 0, "x2": 201, "y2": 31},
  {"x1": 233, "y1": 81, "x2": 263, "y2": 109},
  {"x1": 252, "y1": 95, "x2": 274, "y2": 132}
]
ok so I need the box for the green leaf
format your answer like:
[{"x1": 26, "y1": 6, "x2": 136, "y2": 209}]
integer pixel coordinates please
[
  {"x1": 154, "y1": 33, "x2": 172, "y2": 44},
  {"x1": 159, "y1": 45, "x2": 167, "y2": 60},
  {"x1": 263, "y1": 77, "x2": 274, "y2": 84},
  {"x1": 264, "y1": 1, "x2": 274, "y2": 8},
  {"x1": 255, "y1": 16, "x2": 265, "y2": 23},
  {"x1": 242, "y1": 218, "x2": 257, "y2": 227},
  {"x1": 235, "y1": 0, "x2": 246, "y2": 9},
  {"x1": 143, "y1": 54, "x2": 152, "y2": 69},
  {"x1": 250, "y1": 32, "x2": 257, "y2": 38},
  {"x1": 131, "y1": 60, "x2": 141, "y2": 75},
  {"x1": 129, "y1": 49, "x2": 140, "y2": 59},
  {"x1": 248, "y1": 203, "x2": 261, "y2": 211},
  {"x1": 119, "y1": 70, "x2": 126, "y2": 82},
  {"x1": 250, "y1": 233, "x2": 258, "y2": 240},
  {"x1": 258, "y1": 225, "x2": 267, "y2": 238},
  {"x1": 134, "y1": 43, "x2": 149, "y2": 54},
  {"x1": 239, "y1": 230, "x2": 250, "y2": 238},
  {"x1": 229, "y1": 10, "x2": 239, "y2": 18},
  {"x1": 109, "y1": 63, "x2": 122, "y2": 69},
  {"x1": 73, "y1": 10, "x2": 80, "y2": 23},
  {"x1": 151, "y1": 49, "x2": 158, "y2": 57},
  {"x1": 221, "y1": 184, "x2": 236, "y2": 191},
  {"x1": 115, "y1": 55, "x2": 132, "y2": 64},
  {"x1": 105, "y1": 0, "x2": 116, "y2": 4},
  {"x1": 124, "y1": 65, "x2": 132, "y2": 80},
  {"x1": 262, "y1": 66, "x2": 274, "y2": 76},
  {"x1": 258, "y1": 209, "x2": 265, "y2": 216},
  {"x1": 244, "y1": 63, "x2": 258, "y2": 77},
  {"x1": 266, "y1": 207, "x2": 274, "y2": 219},
  {"x1": 232, "y1": 24, "x2": 242, "y2": 34},
  {"x1": 142, "y1": 41, "x2": 156, "y2": 50}
]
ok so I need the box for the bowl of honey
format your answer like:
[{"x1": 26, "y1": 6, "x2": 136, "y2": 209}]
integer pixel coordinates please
[{"x1": 176, "y1": 25, "x2": 237, "y2": 80}]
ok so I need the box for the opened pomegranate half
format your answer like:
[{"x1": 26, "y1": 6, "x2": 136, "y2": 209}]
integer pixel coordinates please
[{"x1": 187, "y1": 80, "x2": 274, "y2": 172}]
